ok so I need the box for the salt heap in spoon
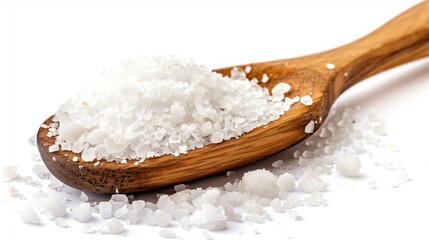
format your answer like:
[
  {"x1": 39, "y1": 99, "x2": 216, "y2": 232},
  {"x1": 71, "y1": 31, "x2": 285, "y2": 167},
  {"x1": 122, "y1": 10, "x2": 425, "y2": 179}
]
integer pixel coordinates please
[{"x1": 49, "y1": 55, "x2": 293, "y2": 162}]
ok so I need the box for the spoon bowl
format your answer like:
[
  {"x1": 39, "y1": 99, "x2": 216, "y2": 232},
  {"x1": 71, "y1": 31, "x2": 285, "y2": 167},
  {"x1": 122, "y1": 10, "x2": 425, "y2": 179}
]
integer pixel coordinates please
[{"x1": 37, "y1": 1, "x2": 429, "y2": 193}]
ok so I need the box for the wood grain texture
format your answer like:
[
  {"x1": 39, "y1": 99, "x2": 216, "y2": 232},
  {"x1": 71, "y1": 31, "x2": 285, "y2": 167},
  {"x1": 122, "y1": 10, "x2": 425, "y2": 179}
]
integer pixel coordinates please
[{"x1": 37, "y1": 1, "x2": 429, "y2": 193}]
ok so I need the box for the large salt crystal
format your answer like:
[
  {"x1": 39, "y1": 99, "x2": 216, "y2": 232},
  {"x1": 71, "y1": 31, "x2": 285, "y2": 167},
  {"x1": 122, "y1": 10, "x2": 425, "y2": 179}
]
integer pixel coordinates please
[
  {"x1": 298, "y1": 170, "x2": 327, "y2": 192},
  {"x1": 38, "y1": 197, "x2": 67, "y2": 218},
  {"x1": 101, "y1": 218, "x2": 124, "y2": 234},
  {"x1": 2, "y1": 165, "x2": 19, "y2": 181},
  {"x1": 157, "y1": 195, "x2": 175, "y2": 212},
  {"x1": 190, "y1": 204, "x2": 227, "y2": 230},
  {"x1": 335, "y1": 154, "x2": 361, "y2": 177},
  {"x1": 20, "y1": 208, "x2": 41, "y2": 224},
  {"x1": 73, "y1": 203, "x2": 93, "y2": 222},
  {"x1": 272, "y1": 82, "x2": 291, "y2": 95},
  {"x1": 154, "y1": 209, "x2": 172, "y2": 227},
  {"x1": 98, "y1": 202, "x2": 112, "y2": 219},
  {"x1": 276, "y1": 172, "x2": 296, "y2": 192},
  {"x1": 241, "y1": 169, "x2": 279, "y2": 199}
]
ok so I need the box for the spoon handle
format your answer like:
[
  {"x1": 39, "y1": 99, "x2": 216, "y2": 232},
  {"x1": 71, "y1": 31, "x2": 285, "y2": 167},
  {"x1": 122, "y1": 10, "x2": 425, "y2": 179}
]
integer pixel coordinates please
[{"x1": 327, "y1": 1, "x2": 429, "y2": 95}]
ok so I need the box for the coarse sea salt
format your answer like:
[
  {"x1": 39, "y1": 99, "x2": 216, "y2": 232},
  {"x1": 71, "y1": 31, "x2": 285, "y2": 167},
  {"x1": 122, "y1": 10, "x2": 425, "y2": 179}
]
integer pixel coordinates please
[{"x1": 50, "y1": 55, "x2": 295, "y2": 162}]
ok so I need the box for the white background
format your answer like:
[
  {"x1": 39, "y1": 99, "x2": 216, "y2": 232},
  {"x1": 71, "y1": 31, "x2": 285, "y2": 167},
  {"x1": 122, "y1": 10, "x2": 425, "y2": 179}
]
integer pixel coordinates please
[{"x1": 1, "y1": 0, "x2": 429, "y2": 239}]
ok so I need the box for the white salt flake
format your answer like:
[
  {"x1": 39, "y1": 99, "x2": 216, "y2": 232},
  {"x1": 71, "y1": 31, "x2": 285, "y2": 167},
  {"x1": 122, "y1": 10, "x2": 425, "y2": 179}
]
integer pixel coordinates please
[
  {"x1": 298, "y1": 170, "x2": 327, "y2": 193},
  {"x1": 101, "y1": 218, "x2": 124, "y2": 234},
  {"x1": 244, "y1": 65, "x2": 252, "y2": 74},
  {"x1": 276, "y1": 172, "x2": 296, "y2": 192},
  {"x1": 73, "y1": 203, "x2": 93, "y2": 222},
  {"x1": 20, "y1": 208, "x2": 41, "y2": 224},
  {"x1": 98, "y1": 202, "x2": 113, "y2": 219},
  {"x1": 272, "y1": 82, "x2": 291, "y2": 95},
  {"x1": 80, "y1": 191, "x2": 89, "y2": 202},
  {"x1": 272, "y1": 160, "x2": 284, "y2": 168},
  {"x1": 326, "y1": 63, "x2": 336, "y2": 70},
  {"x1": 159, "y1": 229, "x2": 177, "y2": 238},
  {"x1": 304, "y1": 120, "x2": 315, "y2": 133},
  {"x1": 55, "y1": 217, "x2": 68, "y2": 228},
  {"x1": 335, "y1": 154, "x2": 361, "y2": 177},
  {"x1": 242, "y1": 169, "x2": 279, "y2": 199},
  {"x1": 261, "y1": 73, "x2": 269, "y2": 83},
  {"x1": 300, "y1": 95, "x2": 313, "y2": 106},
  {"x1": 2, "y1": 165, "x2": 19, "y2": 181}
]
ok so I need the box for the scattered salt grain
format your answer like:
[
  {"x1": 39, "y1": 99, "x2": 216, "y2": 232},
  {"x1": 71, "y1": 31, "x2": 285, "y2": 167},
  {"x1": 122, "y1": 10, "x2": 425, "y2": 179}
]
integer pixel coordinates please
[
  {"x1": 272, "y1": 160, "x2": 284, "y2": 168},
  {"x1": 8, "y1": 185, "x2": 20, "y2": 197},
  {"x1": 102, "y1": 218, "x2": 124, "y2": 234},
  {"x1": 261, "y1": 73, "x2": 269, "y2": 83},
  {"x1": 32, "y1": 164, "x2": 50, "y2": 178},
  {"x1": 335, "y1": 154, "x2": 361, "y2": 177},
  {"x1": 373, "y1": 124, "x2": 387, "y2": 136},
  {"x1": 298, "y1": 170, "x2": 327, "y2": 193},
  {"x1": 48, "y1": 144, "x2": 59, "y2": 152},
  {"x1": 288, "y1": 210, "x2": 302, "y2": 221},
  {"x1": 2, "y1": 165, "x2": 19, "y2": 181},
  {"x1": 28, "y1": 135, "x2": 36, "y2": 146},
  {"x1": 111, "y1": 194, "x2": 129, "y2": 203},
  {"x1": 202, "y1": 231, "x2": 213, "y2": 240},
  {"x1": 368, "y1": 180, "x2": 378, "y2": 189},
  {"x1": 80, "y1": 192, "x2": 89, "y2": 202},
  {"x1": 81, "y1": 223, "x2": 97, "y2": 234},
  {"x1": 226, "y1": 171, "x2": 236, "y2": 177},
  {"x1": 271, "y1": 198, "x2": 285, "y2": 213},
  {"x1": 304, "y1": 120, "x2": 315, "y2": 133},
  {"x1": 159, "y1": 229, "x2": 177, "y2": 238},
  {"x1": 326, "y1": 63, "x2": 336, "y2": 70},
  {"x1": 20, "y1": 208, "x2": 41, "y2": 224},
  {"x1": 244, "y1": 65, "x2": 252, "y2": 74},
  {"x1": 154, "y1": 209, "x2": 172, "y2": 227},
  {"x1": 300, "y1": 95, "x2": 313, "y2": 106},
  {"x1": 272, "y1": 82, "x2": 291, "y2": 95},
  {"x1": 55, "y1": 217, "x2": 68, "y2": 228},
  {"x1": 38, "y1": 197, "x2": 67, "y2": 218},
  {"x1": 304, "y1": 192, "x2": 325, "y2": 206},
  {"x1": 73, "y1": 203, "x2": 93, "y2": 222}
]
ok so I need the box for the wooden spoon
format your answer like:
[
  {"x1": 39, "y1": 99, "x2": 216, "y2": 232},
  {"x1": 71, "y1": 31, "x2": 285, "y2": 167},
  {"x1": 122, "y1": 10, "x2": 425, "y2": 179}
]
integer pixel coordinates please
[{"x1": 37, "y1": 2, "x2": 429, "y2": 194}]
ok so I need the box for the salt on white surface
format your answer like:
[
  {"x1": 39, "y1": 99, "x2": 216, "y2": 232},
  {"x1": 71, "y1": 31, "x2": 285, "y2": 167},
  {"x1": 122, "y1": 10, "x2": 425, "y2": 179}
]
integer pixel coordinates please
[
  {"x1": 159, "y1": 229, "x2": 177, "y2": 238},
  {"x1": 335, "y1": 154, "x2": 361, "y2": 177},
  {"x1": 101, "y1": 218, "x2": 124, "y2": 234},
  {"x1": 80, "y1": 191, "x2": 89, "y2": 202},
  {"x1": 73, "y1": 203, "x2": 93, "y2": 222},
  {"x1": 50, "y1": 55, "x2": 294, "y2": 162},
  {"x1": 20, "y1": 208, "x2": 42, "y2": 225},
  {"x1": 2, "y1": 165, "x2": 19, "y2": 181}
]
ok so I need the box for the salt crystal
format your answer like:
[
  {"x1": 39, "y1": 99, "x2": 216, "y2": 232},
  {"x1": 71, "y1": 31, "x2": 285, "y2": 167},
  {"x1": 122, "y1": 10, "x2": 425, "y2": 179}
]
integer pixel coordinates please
[
  {"x1": 298, "y1": 170, "x2": 327, "y2": 193},
  {"x1": 335, "y1": 154, "x2": 361, "y2": 177},
  {"x1": 159, "y1": 229, "x2": 177, "y2": 238},
  {"x1": 326, "y1": 63, "x2": 336, "y2": 70},
  {"x1": 304, "y1": 192, "x2": 325, "y2": 206},
  {"x1": 300, "y1": 95, "x2": 313, "y2": 106},
  {"x1": 271, "y1": 198, "x2": 285, "y2": 213},
  {"x1": 304, "y1": 120, "x2": 315, "y2": 133},
  {"x1": 2, "y1": 165, "x2": 19, "y2": 181},
  {"x1": 32, "y1": 164, "x2": 50, "y2": 178},
  {"x1": 272, "y1": 160, "x2": 284, "y2": 168},
  {"x1": 226, "y1": 171, "x2": 236, "y2": 177},
  {"x1": 102, "y1": 218, "x2": 124, "y2": 234},
  {"x1": 272, "y1": 82, "x2": 291, "y2": 95},
  {"x1": 49, "y1": 144, "x2": 59, "y2": 152},
  {"x1": 190, "y1": 204, "x2": 227, "y2": 230},
  {"x1": 28, "y1": 135, "x2": 36, "y2": 146},
  {"x1": 373, "y1": 124, "x2": 387, "y2": 136},
  {"x1": 276, "y1": 173, "x2": 296, "y2": 192},
  {"x1": 73, "y1": 203, "x2": 93, "y2": 222},
  {"x1": 111, "y1": 194, "x2": 129, "y2": 203},
  {"x1": 202, "y1": 231, "x2": 213, "y2": 240},
  {"x1": 80, "y1": 191, "x2": 89, "y2": 202},
  {"x1": 20, "y1": 208, "x2": 41, "y2": 224},
  {"x1": 8, "y1": 185, "x2": 20, "y2": 197},
  {"x1": 81, "y1": 223, "x2": 97, "y2": 233},
  {"x1": 288, "y1": 210, "x2": 302, "y2": 221},
  {"x1": 210, "y1": 132, "x2": 224, "y2": 144},
  {"x1": 38, "y1": 197, "x2": 67, "y2": 218},
  {"x1": 154, "y1": 209, "x2": 172, "y2": 227},
  {"x1": 244, "y1": 65, "x2": 252, "y2": 74},
  {"x1": 55, "y1": 217, "x2": 68, "y2": 227},
  {"x1": 261, "y1": 73, "x2": 269, "y2": 83},
  {"x1": 131, "y1": 200, "x2": 145, "y2": 210},
  {"x1": 368, "y1": 180, "x2": 378, "y2": 189},
  {"x1": 241, "y1": 169, "x2": 279, "y2": 199}
]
